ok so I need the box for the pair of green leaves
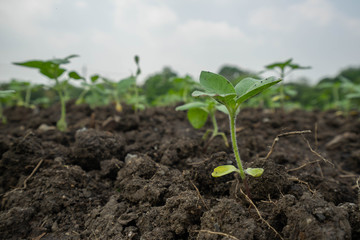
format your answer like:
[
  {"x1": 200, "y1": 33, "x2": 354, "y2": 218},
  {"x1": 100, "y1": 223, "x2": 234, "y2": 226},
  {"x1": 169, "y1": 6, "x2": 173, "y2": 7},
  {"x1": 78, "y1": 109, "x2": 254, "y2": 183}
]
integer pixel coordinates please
[
  {"x1": 212, "y1": 165, "x2": 264, "y2": 178},
  {"x1": 13, "y1": 55, "x2": 79, "y2": 80},
  {"x1": 193, "y1": 71, "x2": 281, "y2": 110}
]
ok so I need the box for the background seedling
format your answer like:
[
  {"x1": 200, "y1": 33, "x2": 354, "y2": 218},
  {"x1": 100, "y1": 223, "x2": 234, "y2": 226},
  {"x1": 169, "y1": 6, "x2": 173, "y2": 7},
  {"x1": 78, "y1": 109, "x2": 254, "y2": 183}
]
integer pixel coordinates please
[
  {"x1": 102, "y1": 55, "x2": 145, "y2": 112},
  {"x1": 264, "y1": 58, "x2": 310, "y2": 109},
  {"x1": 0, "y1": 90, "x2": 15, "y2": 124},
  {"x1": 176, "y1": 100, "x2": 229, "y2": 148},
  {"x1": 13, "y1": 55, "x2": 81, "y2": 131},
  {"x1": 192, "y1": 71, "x2": 281, "y2": 194}
]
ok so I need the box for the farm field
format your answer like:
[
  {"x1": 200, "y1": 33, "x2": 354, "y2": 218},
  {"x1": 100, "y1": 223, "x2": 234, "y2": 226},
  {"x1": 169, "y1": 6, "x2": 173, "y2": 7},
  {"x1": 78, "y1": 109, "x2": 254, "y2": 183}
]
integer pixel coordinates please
[{"x1": 0, "y1": 100, "x2": 359, "y2": 239}]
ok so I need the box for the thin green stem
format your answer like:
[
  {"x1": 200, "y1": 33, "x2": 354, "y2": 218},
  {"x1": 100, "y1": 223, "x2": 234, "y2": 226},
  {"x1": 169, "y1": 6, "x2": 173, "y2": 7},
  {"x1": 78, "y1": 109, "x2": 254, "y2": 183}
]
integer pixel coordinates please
[
  {"x1": 210, "y1": 111, "x2": 218, "y2": 137},
  {"x1": 280, "y1": 69, "x2": 285, "y2": 109},
  {"x1": 55, "y1": 77, "x2": 67, "y2": 131},
  {"x1": 229, "y1": 110, "x2": 245, "y2": 180}
]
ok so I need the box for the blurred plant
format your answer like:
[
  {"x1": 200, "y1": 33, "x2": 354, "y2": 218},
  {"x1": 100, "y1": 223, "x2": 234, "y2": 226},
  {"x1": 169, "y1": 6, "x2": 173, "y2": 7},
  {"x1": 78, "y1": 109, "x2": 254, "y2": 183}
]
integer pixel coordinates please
[
  {"x1": 74, "y1": 74, "x2": 100, "y2": 105},
  {"x1": 176, "y1": 100, "x2": 229, "y2": 148},
  {"x1": 13, "y1": 55, "x2": 82, "y2": 131},
  {"x1": 8, "y1": 79, "x2": 45, "y2": 108},
  {"x1": 0, "y1": 90, "x2": 15, "y2": 124},
  {"x1": 264, "y1": 58, "x2": 311, "y2": 109},
  {"x1": 151, "y1": 75, "x2": 200, "y2": 106}
]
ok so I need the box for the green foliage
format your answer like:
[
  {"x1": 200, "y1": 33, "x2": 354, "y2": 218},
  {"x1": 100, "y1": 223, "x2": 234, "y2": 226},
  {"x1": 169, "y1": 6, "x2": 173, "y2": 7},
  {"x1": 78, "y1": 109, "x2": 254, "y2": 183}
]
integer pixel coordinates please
[
  {"x1": 101, "y1": 55, "x2": 146, "y2": 112},
  {"x1": 13, "y1": 55, "x2": 82, "y2": 131},
  {"x1": 0, "y1": 90, "x2": 15, "y2": 124},
  {"x1": 264, "y1": 58, "x2": 311, "y2": 109},
  {"x1": 176, "y1": 100, "x2": 229, "y2": 147},
  {"x1": 192, "y1": 71, "x2": 281, "y2": 183},
  {"x1": 143, "y1": 67, "x2": 178, "y2": 105},
  {"x1": 218, "y1": 65, "x2": 258, "y2": 85}
]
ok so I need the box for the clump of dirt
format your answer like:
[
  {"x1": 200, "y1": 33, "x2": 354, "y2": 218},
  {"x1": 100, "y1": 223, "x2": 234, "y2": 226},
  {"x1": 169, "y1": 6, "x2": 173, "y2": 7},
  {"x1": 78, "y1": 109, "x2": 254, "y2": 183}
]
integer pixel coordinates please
[{"x1": 0, "y1": 103, "x2": 359, "y2": 239}]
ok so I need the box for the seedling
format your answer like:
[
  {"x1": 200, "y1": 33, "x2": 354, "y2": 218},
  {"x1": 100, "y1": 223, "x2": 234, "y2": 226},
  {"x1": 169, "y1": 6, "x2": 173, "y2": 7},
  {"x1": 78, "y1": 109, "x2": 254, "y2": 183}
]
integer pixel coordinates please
[
  {"x1": 264, "y1": 58, "x2": 310, "y2": 108},
  {"x1": 192, "y1": 71, "x2": 281, "y2": 193},
  {"x1": 75, "y1": 74, "x2": 101, "y2": 105},
  {"x1": 176, "y1": 100, "x2": 229, "y2": 148},
  {"x1": 0, "y1": 90, "x2": 15, "y2": 124},
  {"x1": 102, "y1": 55, "x2": 145, "y2": 112},
  {"x1": 13, "y1": 55, "x2": 81, "y2": 131}
]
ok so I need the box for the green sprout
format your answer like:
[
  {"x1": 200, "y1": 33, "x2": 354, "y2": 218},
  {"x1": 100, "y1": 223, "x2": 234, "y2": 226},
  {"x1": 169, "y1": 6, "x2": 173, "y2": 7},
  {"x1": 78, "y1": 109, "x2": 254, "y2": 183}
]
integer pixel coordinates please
[
  {"x1": 0, "y1": 90, "x2": 15, "y2": 124},
  {"x1": 102, "y1": 55, "x2": 145, "y2": 113},
  {"x1": 176, "y1": 100, "x2": 229, "y2": 148},
  {"x1": 13, "y1": 55, "x2": 81, "y2": 131},
  {"x1": 264, "y1": 58, "x2": 310, "y2": 108},
  {"x1": 192, "y1": 71, "x2": 281, "y2": 192}
]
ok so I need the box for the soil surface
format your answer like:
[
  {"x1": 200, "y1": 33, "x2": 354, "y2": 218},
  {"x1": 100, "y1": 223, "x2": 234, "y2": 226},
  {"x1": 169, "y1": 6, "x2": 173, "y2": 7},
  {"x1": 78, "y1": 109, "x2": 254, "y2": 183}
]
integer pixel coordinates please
[{"x1": 0, "y1": 101, "x2": 359, "y2": 240}]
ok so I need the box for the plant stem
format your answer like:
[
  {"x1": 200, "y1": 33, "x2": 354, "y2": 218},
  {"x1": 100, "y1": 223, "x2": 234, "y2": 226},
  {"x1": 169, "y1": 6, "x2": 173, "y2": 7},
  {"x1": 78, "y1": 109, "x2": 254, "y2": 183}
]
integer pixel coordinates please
[
  {"x1": 210, "y1": 111, "x2": 218, "y2": 137},
  {"x1": 229, "y1": 110, "x2": 245, "y2": 180},
  {"x1": 55, "y1": 77, "x2": 67, "y2": 131},
  {"x1": 280, "y1": 69, "x2": 285, "y2": 109}
]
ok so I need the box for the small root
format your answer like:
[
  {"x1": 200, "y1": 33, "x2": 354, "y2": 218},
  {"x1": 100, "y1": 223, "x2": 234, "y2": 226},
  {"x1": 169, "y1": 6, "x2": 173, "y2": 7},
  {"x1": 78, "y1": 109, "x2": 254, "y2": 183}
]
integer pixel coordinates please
[
  {"x1": 1, "y1": 158, "x2": 44, "y2": 199},
  {"x1": 287, "y1": 160, "x2": 321, "y2": 173},
  {"x1": 288, "y1": 176, "x2": 316, "y2": 194},
  {"x1": 190, "y1": 180, "x2": 209, "y2": 211},
  {"x1": 239, "y1": 187, "x2": 284, "y2": 240},
  {"x1": 194, "y1": 230, "x2": 240, "y2": 240},
  {"x1": 262, "y1": 130, "x2": 311, "y2": 160}
]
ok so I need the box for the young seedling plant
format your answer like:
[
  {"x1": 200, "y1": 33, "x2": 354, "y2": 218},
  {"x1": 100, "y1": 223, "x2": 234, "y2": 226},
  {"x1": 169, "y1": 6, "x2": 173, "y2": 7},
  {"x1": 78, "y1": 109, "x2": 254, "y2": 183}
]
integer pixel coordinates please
[
  {"x1": 176, "y1": 100, "x2": 229, "y2": 149},
  {"x1": 13, "y1": 55, "x2": 81, "y2": 131},
  {"x1": 0, "y1": 90, "x2": 15, "y2": 124},
  {"x1": 264, "y1": 58, "x2": 310, "y2": 109},
  {"x1": 192, "y1": 71, "x2": 281, "y2": 195}
]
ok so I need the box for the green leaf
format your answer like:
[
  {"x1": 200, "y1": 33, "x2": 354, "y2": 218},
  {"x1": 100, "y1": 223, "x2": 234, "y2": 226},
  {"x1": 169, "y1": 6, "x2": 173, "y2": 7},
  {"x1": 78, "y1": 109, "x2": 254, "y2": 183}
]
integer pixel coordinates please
[
  {"x1": 90, "y1": 75, "x2": 100, "y2": 83},
  {"x1": 13, "y1": 60, "x2": 45, "y2": 69},
  {"x1": 265, "y1": 59, "x2": 293, "y2": 70},
  {"x1": 134, "y1": 55, "x2": 140, "y2": 64},
  {"x1": 117, "y1": 76, "x2": 135, "y2": 94},
  {"x1": 187, "y1": 107, "x2": 208, "y2": 129},
  {"x1": 0, "y1": 90, "x2": 15, "y2": 98},
  {"x1": 288, "y1": 63, "x2": 311, "y2": 70},
  {"x1": 175, "y1": 102, "x2": 208, "y2": 111},
  {"x1": 199, "y1": 71, "x2": 235, "y2": 95},
  {"x1": 49, "y1": 54, "x2": 79, "y2": 65},
  {"x1": 215, "y1": 104, "x2": 229, "y2": 115},
  {"x1": 192, "y1": 90, "x2": 236, "y2": 106},
  {"x1": 39, "y1": 62, "x2": 66, "y2": 79},
  {"x1": 68, "y1": 71, "x2": 84, "y2": 80},
  {"x1": 235, "y1": 77, "x2": 281, "y2": 104},
  {"x1": 212, "y1": 165, "x2": 239, "y2": 177},
  {"x1": 245, "y1": 168, "x2": 264, "y2": 177}
]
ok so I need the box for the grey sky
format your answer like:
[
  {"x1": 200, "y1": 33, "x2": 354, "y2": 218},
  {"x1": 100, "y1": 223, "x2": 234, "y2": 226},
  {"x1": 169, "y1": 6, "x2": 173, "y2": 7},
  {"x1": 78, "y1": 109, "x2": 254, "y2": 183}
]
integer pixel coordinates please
[{"x1": 1, "y1": 0, "x2": 359, "y2": 84}]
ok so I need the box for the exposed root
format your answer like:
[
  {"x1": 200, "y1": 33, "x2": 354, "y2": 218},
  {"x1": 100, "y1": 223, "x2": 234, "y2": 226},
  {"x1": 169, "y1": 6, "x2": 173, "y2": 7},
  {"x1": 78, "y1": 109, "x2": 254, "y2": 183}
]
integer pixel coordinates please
[
  {"x1": 190, "y1": 180, "x2": 209, "y2": 211},
  {"x1": 1, "y1": 158, "x2": 44, "y2": 199},
  {"x1": 194, "y1": 229, "x2": 240, "y2": 240},
  {"x1": 288, "y1": 176, "x2": 316, "y2": 194},
  {"x1": 301, "y1": 135, "x2": 334, "y2": 167},
  {"x1": 31, "y1": 232, "x2": 46, "y2": 240},
  {"x1": 262, "y1": 130, "x2": 312, "y2": 160},
  {"x1": 287, "y1": 160, "x2": 321, "y2": 173},
  {"x1": 357, "y1": 177, "x2": 360, "y2": 208},
  {"x1": 239, "y1": 187, "x2": 284, "y2": 240}
]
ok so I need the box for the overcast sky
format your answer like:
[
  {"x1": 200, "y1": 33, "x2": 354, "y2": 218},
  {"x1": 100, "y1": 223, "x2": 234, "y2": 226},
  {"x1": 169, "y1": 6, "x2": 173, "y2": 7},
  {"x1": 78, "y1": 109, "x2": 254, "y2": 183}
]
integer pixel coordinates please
[{"x1": 1, "y1": 0, "x2": 359, "y2": 85}]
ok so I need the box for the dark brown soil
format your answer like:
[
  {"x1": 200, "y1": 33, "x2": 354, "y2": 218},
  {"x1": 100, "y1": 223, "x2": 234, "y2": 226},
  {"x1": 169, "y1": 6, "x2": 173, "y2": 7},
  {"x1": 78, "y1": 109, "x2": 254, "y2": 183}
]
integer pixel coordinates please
[{"x1": 0, "y1": 101, "x2": 359, "y2": 240}]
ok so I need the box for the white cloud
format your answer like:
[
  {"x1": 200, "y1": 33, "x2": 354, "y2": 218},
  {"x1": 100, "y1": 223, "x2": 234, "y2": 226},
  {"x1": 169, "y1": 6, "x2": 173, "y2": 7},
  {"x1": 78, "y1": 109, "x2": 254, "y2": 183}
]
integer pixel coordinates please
[
  {"x1": 75, "y1": 0, "x2": 88, "y2": 8},
  {"x1": 291, "y1": 0, "x2": 335, "y2": 26},
  {"x1": 112, "y1": 0, "x2": 178, "y2": 32},
  {"x1": 0, "y1": 0, "x2": 58, "y2": 36},
  {"x1": 249, "y1": 0, "x2": 336, "y2": 32},
  {"x1": 175, "y1": 20, "x2": 246, "y2": 43}
]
